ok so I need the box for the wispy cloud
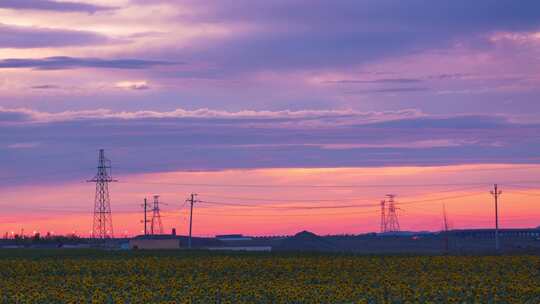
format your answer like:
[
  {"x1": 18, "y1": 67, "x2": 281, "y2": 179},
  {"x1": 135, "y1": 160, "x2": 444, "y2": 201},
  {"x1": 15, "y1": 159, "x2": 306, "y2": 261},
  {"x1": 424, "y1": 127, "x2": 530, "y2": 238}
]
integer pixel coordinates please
[
  {"x1": 0, "y1": 107, "x2": 423, "y2": 125},
  {"x1": 7, "y1": 142, "x2": 40, "y2": 149},
  {"x1": 0, "y1": 56, "x2": 174, "y2": 70},
  {"x1": 115, "y1": 81, "x2": 150, "y2": 90},
  {"x1": 0, "y1": 0, "x2": 116, "y2": 13},
  {"x1": 324, "y1": 78, "x2": 422, "y2": 84},
  {"x1": 427, "y1": 73, "x2": 473, "y2": 80},
  {"x1": 0, "y1": 106, "x2": 537, "y2": 184},
  {"x1": 138, "y1": 0, "x2": 540, "y2": 78},
  {"x1": 347, "y1": 87, "x2": 430, "y2": 94},
  {"x1": 30, "y1": 84, "x2": 60, "y2": 90},
  {"x1": 0, "y1": 24, "x2": 111, "y2": 48},
  {"x1": 319, "y1": 139, "x2": 478, "y2": 150}
]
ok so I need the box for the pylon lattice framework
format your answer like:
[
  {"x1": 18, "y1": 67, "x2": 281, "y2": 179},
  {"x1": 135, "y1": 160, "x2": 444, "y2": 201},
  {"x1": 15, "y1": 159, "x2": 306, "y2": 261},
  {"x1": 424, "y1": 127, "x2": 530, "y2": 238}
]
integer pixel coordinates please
[
  {"x1": 151, "y1": 195, "x2": 164, "y2": 235},
  {"x1": 88, "y1": 149, "x2": 116, "y2": 239},
  {"x1": 385, "y1": 194, "x2": 400, "y2": 232}
]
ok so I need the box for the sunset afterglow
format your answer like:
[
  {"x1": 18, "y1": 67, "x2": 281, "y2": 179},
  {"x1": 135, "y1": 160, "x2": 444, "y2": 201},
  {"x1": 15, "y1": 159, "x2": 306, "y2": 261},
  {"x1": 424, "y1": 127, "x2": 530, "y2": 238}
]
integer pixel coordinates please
[{"x1": 1, "y1": 1, "x2": 540, "y2": 237}]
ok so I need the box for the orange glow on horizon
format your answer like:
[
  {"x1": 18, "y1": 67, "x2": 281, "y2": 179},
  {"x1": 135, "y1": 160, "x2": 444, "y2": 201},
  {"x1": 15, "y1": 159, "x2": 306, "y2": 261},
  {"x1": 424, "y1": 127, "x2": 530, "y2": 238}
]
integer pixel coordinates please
[{"x1": 1, "y1": 163, "x2": 539, "y2": 237}]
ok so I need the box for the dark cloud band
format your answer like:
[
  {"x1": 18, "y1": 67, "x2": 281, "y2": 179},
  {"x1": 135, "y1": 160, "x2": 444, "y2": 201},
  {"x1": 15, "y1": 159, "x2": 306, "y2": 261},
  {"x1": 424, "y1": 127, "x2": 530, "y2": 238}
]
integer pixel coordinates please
[
  {"x1": 0, "y1": 24, "x2": 112, "y2": 48},
  {"x1": 0, "y1": 107, "x2": 537, "y2": 185},
  {"x1": 0, "y1": 56, "x2": 174, "y2": 70}
]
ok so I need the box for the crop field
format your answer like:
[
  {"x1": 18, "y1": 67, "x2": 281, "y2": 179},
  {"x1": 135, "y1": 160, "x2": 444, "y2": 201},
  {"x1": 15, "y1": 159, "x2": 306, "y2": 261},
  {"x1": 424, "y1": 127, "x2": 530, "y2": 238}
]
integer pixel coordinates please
[{"x1": 0, "y1": 250, "x2": 539, "y2": 303}]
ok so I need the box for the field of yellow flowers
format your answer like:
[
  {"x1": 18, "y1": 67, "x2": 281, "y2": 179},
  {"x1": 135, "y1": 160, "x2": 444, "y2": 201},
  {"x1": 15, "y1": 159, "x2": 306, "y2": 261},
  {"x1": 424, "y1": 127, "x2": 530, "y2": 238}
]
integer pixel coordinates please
[{"x1": 0, "y1": 250, "x2": 538, "y2": 303}]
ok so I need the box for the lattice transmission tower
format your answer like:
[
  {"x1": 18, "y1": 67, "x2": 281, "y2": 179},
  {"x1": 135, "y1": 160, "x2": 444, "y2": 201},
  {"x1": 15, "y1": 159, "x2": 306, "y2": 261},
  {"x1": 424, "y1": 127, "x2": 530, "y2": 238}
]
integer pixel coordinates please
[
  {"x1": 150, "y1": 195, "x2": 164, "y2": 235},
  {"x1": 88, "y1": 149, "x2": 116, "y2": 239},
  {"x1": 385, "y1": 194, "x2": 400, "y2": 232}
]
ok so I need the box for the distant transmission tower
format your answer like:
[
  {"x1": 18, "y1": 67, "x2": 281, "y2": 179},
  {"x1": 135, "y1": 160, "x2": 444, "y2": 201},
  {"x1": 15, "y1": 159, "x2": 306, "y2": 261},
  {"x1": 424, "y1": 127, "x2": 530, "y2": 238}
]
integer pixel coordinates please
[
  {"x1": 150, "y1": 195, "x2": 164, "y2": 235},
  {"x1": 88, "y1": 149, "x2": 117, "y2": 239},
  {"x1": 385, "y1": 194, "x2": 400, "y2": 232},
  {"x1": 442, "y1": 203, "x2": 449, "y2": 232},
  {"x1": 442, "y1": 203, "x2": 450, "y2": 252},
  {"x1": 380, "y1": 200, "x2": 386, "y2": 233}
]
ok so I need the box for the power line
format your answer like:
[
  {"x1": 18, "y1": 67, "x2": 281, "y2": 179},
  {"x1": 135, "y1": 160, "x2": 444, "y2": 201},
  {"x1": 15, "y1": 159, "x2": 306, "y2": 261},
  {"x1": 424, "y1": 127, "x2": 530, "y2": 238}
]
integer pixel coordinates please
[
  {"x1": 505, "y1": 190, "x2": 540, "y2": 197},
  {"x1": 399, "y1": 192, "x2": 485, "y2": 205},
  {"x1": 176, "y1": 190, "x2": 521, "y2": 211},
  {"x1": 199, "y1": 200, "x2": 378, "y2": 210},
  {"x1": 199, "y1": 191, "x2": 485, "y2": 210},
  {"x1": 193, "y1": 209, "x2": 379, "y2": 217},
  {"x1": 201, "y1": 184, "x2": 483, "y2": 202},
  {"x1": 504, "y1": 183, "x2": 540, "y2": 189},
  {"x1": 0, "y1": 191, "x2": 488, "y2": 215},
  {"x1": 202, "y1": 194, "x2": 367, "y2": 203}
]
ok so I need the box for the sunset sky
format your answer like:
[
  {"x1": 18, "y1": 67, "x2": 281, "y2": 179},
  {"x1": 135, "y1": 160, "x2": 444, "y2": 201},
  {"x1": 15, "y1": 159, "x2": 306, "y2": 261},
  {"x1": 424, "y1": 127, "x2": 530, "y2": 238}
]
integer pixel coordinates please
[{"x1": 1, "y1": 0, "x2": 540, "y2": 236}]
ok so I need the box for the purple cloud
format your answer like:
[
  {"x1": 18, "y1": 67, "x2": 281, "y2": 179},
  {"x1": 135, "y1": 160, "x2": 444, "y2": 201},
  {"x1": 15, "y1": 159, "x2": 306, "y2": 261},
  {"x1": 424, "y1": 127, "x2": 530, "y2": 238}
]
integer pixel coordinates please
[
  {"x1": 0, "y1": 0, "x2": 539, "y2": 191},
  {"x1": 0, "y1": 0, "x2": 115, "y2": 13},
  {"x1": 0, "y1": 56, "x2": 174, "y2": 70},
  {"x1": 0, "y1": 107, "x2": 538, "y2": 187},
  {"x1": 30, "y1": 84, "x2": 60, "y2": 90},
  {"x1": 140, "y1": 0, "x2": 540, "y2": 77},
  {"x1": 0, "y1": 24, "x2": 111, "y2": 48},
  {"x1": 324, "y1": 78, "x2": 423, "y2": 84},
  {"x1": 346, "y1": 87, "x2": 431, "y2": 94}
]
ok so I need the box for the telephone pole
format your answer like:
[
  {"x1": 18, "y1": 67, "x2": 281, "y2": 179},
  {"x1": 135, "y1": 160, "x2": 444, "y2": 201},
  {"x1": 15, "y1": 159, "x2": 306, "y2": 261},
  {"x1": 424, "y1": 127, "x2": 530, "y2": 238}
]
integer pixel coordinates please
[
  {"x1": 490, "y1": 184, "x2": 502, "y2": 251},
  {"x1": 88, "y1": 149, "x2": 117, "y2": 239},
  {"x1": 141, "y1": 197, "x2": 149, "y2": 235},
  {"x1": 186, "y1": 193, "x2": 199, "y2": 249},
  {"x1": 150, "y1": 195, "x2": 164, "y2": 235}
]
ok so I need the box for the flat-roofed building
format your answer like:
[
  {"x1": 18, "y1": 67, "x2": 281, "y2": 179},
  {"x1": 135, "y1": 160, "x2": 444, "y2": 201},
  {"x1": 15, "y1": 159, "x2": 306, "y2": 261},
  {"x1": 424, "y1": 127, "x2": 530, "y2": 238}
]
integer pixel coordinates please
[{"x1": 129, "y1": 235, "x2": 181, "y2": 249}]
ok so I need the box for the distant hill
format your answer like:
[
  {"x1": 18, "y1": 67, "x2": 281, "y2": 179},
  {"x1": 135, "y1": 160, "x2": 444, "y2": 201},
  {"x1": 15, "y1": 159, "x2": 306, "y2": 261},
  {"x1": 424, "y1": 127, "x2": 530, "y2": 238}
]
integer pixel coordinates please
[{"x1": 274, "y1": 231, "x2": 337, "y2": 251}]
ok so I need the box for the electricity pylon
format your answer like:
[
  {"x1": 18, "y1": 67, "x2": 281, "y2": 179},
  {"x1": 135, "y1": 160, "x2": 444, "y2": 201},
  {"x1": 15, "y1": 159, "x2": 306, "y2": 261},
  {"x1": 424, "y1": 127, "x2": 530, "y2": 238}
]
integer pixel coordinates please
[
  {"x1": 88, "y1": 149, "x2": 116, "y2": 239},
  {"x1": 150, "y1": 195, "x2": 164, "y2": 235},
  {"x1": 385, "y1": 194, "x2": 400, "y2": 232}
]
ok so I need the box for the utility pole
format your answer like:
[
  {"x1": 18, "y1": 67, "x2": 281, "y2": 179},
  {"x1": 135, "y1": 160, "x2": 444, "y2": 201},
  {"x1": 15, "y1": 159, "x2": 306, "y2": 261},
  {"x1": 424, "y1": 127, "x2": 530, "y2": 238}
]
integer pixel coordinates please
[
  {"x1": 142, "y1": 197, "x2": 149, "y2": 235},
  {"x1": 490, "y1": 184, "x2": 502, "y2": 251},
  {"x1": 186, "y1": 193, "x2": 199, "y2": 249}
]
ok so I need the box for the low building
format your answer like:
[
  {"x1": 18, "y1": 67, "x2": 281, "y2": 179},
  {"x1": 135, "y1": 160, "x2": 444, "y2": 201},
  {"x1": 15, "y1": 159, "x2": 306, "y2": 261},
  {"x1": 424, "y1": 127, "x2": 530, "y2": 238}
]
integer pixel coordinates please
[
  {"x1": 216, "y1": 234, "x2": 253, "y2": 241},
  {"x1": 129, "y1": 235, "x2": 223, "y2": 250},
  {"x1": 129, "y1": 235, "x2": 181, "y2": 249}
]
